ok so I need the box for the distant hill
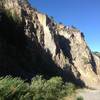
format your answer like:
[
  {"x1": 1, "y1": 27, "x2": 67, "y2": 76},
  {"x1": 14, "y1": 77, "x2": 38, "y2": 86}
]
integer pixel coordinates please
[{"x1": 93, "y1": 52, "x2": 100, "y2": 58}]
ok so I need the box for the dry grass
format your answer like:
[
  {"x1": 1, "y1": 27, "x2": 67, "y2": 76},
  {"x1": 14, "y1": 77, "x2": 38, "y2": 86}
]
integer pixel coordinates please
[{"x1": 63, "y1": 94, "x2": 76, "y2": 100}]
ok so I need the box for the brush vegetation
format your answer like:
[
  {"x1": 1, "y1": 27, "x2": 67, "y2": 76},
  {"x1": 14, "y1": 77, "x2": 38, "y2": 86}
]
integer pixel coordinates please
[{"x1": 0, "y1": 75, "x2": 75, "y2": 100}]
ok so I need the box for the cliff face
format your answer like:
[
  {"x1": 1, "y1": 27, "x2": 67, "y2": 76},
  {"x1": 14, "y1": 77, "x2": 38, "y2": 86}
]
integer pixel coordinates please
[{"x1": 0, "y1": 0, "x2": 100, "y2": 89}]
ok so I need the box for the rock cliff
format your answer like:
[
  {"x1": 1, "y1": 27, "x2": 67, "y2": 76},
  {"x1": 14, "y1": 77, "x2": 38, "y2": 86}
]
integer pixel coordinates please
[{"x1": 0, "y1": 0, "x2": 100, "y2": 89}]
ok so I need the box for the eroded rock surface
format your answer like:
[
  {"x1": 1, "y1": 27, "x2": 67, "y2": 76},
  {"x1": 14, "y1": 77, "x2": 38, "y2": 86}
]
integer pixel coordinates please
[{"x1": 0, "y1": 0, "x2": 100, "y2": 89}]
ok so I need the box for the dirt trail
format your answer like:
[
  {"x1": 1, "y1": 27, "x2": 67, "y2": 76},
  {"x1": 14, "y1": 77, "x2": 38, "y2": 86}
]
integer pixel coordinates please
[{"x1": 76, "y1": 89, "x2": 100, "y2": 100}]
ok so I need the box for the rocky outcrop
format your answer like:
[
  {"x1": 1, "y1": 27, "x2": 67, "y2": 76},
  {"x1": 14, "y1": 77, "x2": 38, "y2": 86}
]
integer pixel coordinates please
[{"x1": 0, "y1": 0, "x2": 100, "y2": 89}]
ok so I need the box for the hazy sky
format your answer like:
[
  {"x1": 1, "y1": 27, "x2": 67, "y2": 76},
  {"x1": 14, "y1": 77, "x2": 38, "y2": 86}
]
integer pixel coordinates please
[{"x1": 29, "y1": 0, "x2": 100, "y2": 51}]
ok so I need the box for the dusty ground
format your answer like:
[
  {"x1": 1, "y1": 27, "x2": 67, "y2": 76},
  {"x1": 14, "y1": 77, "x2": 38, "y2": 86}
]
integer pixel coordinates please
[
  {"x1": 76, "y1": 89, "x2": 100, "y2": 100},
  {"x1": 64, "y1": 94, "x2": 76, "y2": 100},
  {"x1": 64, "y1": 89, "x2": 100, "y2": 100}
]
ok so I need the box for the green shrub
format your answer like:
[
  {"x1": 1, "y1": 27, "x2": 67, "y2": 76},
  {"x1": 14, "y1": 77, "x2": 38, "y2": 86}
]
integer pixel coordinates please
[
  {"x1": 0, "y1": 75, "x2": 76, "y2": 100},
  {"x1": 63, "y1": 83, "x2": 76, "y2": 96},
  {"x1": 0, "y1": 76, "x2": 31, "y2": 100},
  {"x1": 77, "y1": 96, "x2": 84, "y2": 100},
  {"x1": 30, "y1": 76, "x2": 63, "y2": 100},
  {"x1": 30, "y1": 76, "x2": 75, "y2": 100}
]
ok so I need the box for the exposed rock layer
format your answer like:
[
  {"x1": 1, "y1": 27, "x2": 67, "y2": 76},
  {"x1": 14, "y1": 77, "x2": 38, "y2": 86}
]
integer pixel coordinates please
[{"x1": 0, "y1": 0, "x2": 100, "y2": 89}]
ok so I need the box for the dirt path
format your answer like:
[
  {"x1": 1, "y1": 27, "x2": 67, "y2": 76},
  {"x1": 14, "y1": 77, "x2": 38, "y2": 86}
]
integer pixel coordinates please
[{"x1": 76, "y1": 89, "x2": 100, "y2": 100}]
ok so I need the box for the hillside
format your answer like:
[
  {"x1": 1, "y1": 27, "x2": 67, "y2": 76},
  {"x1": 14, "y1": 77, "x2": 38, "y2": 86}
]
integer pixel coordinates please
[
  {"x1": 93, "y1": 52, "x2": 100, "y2": 58},
  {"x1": 0, "y1": 0, "x2": 100, "y2": 89}
]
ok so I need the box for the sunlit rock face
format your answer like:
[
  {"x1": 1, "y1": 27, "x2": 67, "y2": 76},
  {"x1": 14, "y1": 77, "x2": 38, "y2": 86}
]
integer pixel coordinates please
[{"x1": 0, "y1": 0, "x2": 100, "y2": 89}]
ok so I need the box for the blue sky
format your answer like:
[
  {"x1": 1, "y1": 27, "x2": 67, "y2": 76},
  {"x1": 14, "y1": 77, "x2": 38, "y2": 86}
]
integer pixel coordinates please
[{"x1": 29, "y1": 0, "x2": 100, "y2": 51}]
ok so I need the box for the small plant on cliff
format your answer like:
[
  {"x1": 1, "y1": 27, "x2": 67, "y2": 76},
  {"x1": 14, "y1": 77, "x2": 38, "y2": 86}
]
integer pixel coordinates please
[
  {"x1": 4, "y1": 9, "x2": 21, "y2": 24},
  {"x1": 82, "y1": 56, "x2": 89, "y2": 64}
]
